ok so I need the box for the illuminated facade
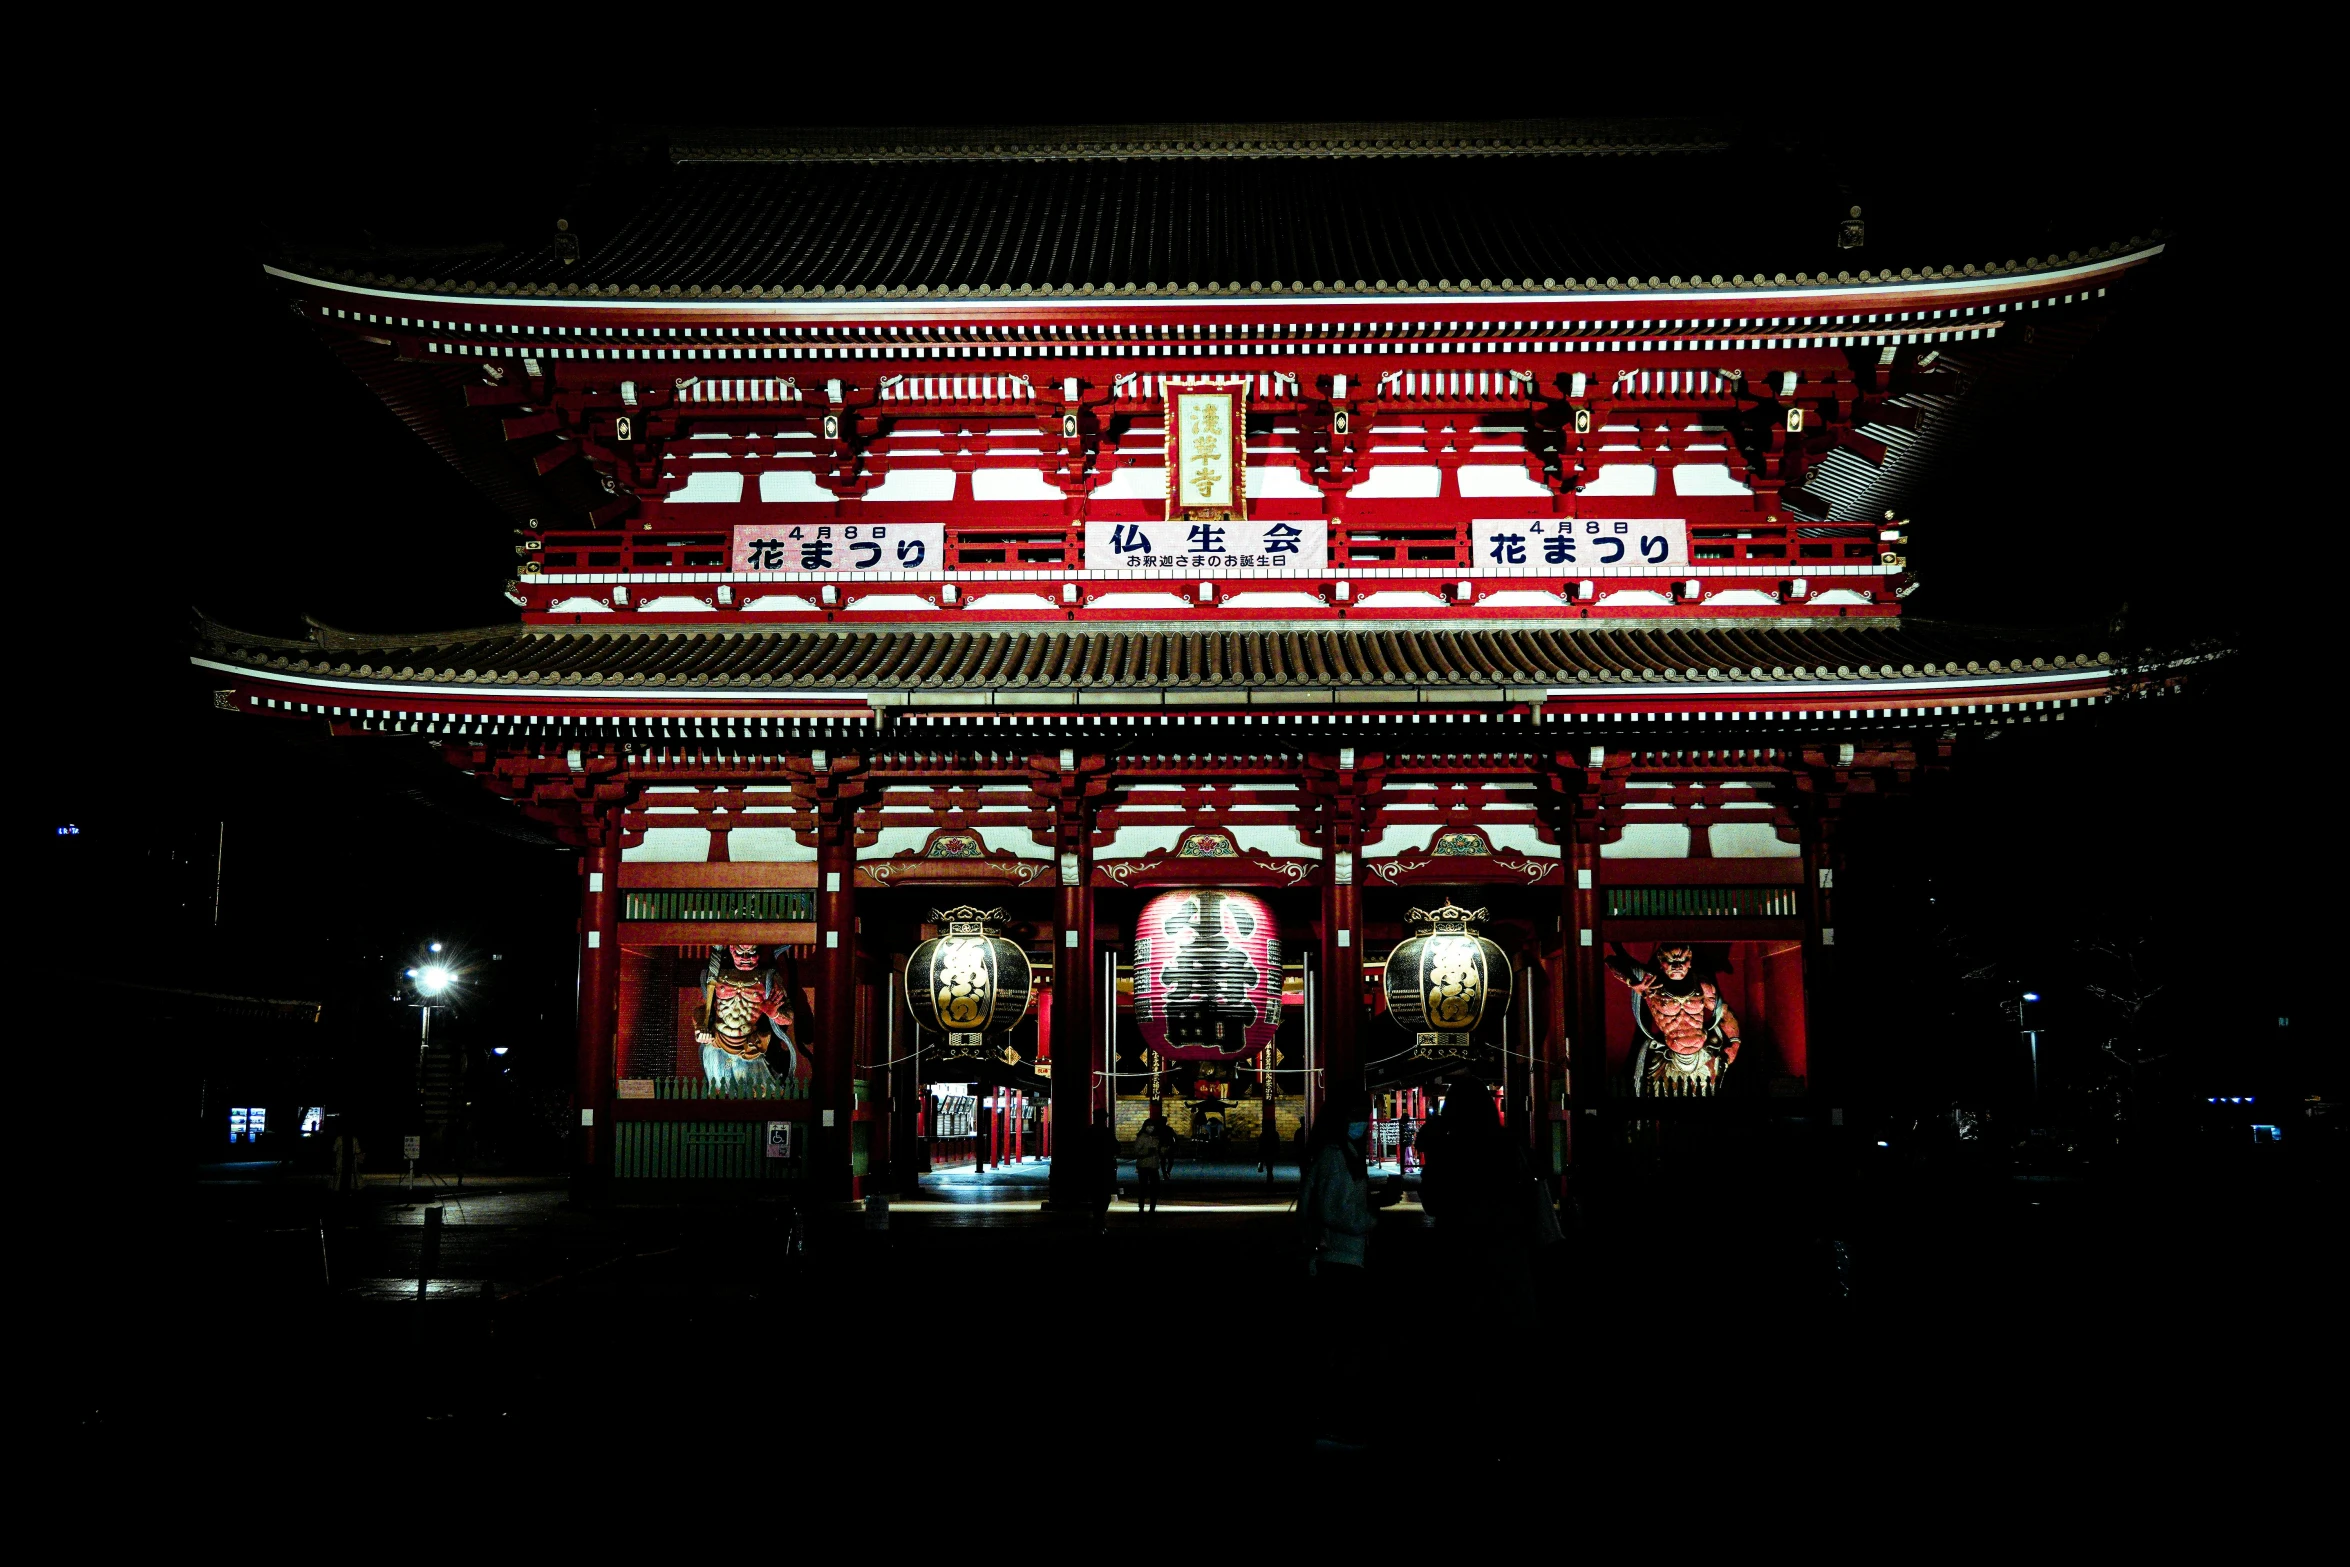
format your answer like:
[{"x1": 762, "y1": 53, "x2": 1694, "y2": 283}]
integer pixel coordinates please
[{"x1": 201, "y1": 121, "x2": 2199, "y2": 1196}]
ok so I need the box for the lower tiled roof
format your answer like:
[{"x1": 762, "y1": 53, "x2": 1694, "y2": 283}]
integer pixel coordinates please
[{"x1": 196, "y1": 617, "x2": 2151, "y2": 696}]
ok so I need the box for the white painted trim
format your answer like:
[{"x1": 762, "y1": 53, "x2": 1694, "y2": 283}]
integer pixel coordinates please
[{"x1": 263, "y1": 246, "x2": 2162, "y2": 319}]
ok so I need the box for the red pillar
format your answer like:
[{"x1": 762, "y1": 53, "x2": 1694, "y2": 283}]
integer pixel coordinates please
[
  {"x1": 1044, "y1": 756, "x2": 1101, "y2": 1209},
  {"x1": 574, "y1": 826, "x2": 621, "y2": 1192},
  {"x1": 1566, "y1": 832, "x2": 1605, "y2": 1119},
  {"x1": 1308, "y1": 751, "x2": 1376, "y2": 1108},
  {"x1": 1555, "y1": 745, "x2": 1614, "y2": 1175},
  {"x1": 1319, "y1": 858, "x2": 1363, "y2": 1100},
  {"x1": 814, "y1": 818, "x2": 859, "y2": 1200},
  {"x1": 1800, "y1": 758, "x2": 1849, "y2": 1118}
]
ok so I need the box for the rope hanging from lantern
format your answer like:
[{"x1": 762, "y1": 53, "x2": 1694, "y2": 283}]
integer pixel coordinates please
[
  {"x1": 1362, "y1": 1040, "x2": 1553, "y2": 1069},
  {"x1": 1092, "y1": 1067, "x2": 1322, "y2": 1081}
]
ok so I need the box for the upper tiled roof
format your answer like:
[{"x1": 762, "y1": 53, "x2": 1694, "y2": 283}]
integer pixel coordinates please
[
  {"x1": 271, "y1": 120, "x2": 2163, "y2": 303},
  {"x1": 669, "y1": 119, "x2": 1728, "y2": 162},
  {"x1": 196, "y1": 616, "x2": 2152, "y2": 697}
]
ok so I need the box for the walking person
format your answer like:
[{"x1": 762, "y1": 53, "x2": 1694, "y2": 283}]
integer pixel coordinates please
[
  {"x1": 1415, "y1": 1080, "x2": 1543, "y2": 1442},
  {"x1": 1133, "y1": 1113, "x2": 1171, "y2": 1217},
  {"x1": 1257, "y1": 1107, "x2": 1282, "y2": 1184},
  {"x1": 328, "y1": 1119, "x2": 364, "y2": 1202},
  {"x1": 1297, "y1": 1091, "x2": 1396, "y2": 1450}
]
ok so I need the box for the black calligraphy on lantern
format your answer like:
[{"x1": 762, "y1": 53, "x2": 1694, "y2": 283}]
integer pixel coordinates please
[{"x1": 1158, "y1": 890, "x2": 1263, "y2": 1052}]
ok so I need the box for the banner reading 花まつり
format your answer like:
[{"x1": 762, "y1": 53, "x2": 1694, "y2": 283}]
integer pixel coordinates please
[
  {"x1": 731, "y1": 522, "x2": 944, "y2": 574},
  {"x1": 1471, "y1": 517, "x2": 1688, "y2": 573}
]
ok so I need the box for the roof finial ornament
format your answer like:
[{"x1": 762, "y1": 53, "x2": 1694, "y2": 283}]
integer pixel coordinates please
[
  {"x1": 1838, "y1": 205, "x2": 1865, "y2": 251},
  {"x1": 553, "y1": 217, "x2": 581, "y2": 267}
]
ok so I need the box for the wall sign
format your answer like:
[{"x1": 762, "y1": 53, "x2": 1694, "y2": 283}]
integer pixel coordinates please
[
  {"x1": 1085, "y1": 515, "x2": 1325, "y2": 572},
  {"x1": 1167, "y1": 382, "x2": 1246, "y2": 522},
  {"x1": 1472, "y1": 518, "x2": 1688, "y2": 573},
  {"x1": 731, "y1": 522, "x2": 944, "y2": 574}
]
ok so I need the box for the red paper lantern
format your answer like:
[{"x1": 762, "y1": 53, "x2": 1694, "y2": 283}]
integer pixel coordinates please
[{"x1": 1132, "y1": 888, "x2": 1282, "y2": 1062}]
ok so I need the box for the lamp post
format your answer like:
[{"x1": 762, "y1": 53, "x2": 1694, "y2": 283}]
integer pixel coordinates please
[
  {"x1": 405, "y1": 944, "x2": 459, "y2": 1184},
  {"x1": 2017, "y1": 991, "x2": 2042, "y2": 1116}
]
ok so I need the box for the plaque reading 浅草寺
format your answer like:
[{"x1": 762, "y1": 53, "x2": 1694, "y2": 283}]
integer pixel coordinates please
[{"x1": 1167, "y1": 382, "x2": 1246, "y2": 523}]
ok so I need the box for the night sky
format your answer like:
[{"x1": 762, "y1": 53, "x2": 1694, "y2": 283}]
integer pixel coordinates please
[{"x1": 40, "y1": 91, "x2": 2299, "y2": 1123}]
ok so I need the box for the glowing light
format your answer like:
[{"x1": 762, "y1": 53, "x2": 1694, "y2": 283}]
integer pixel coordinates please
[
  {"x1": 2020, "y1": 992, "x2": 2041, "y2": 1003},
  {"x1": 491, "y1": 1046, "x2": 509, "y2": 1056},
  {"x1": 1875, "y1": 1140, "x2": 1890, "y2": 1148},
  {"x1": 429, "y1": 942, "x2": 444, "y2": 953},
  {"x1": 418, "y1": 964, "x2": 455, "y2": 996}
]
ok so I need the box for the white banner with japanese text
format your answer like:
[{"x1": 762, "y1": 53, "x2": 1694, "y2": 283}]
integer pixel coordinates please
[
  {"x1": 1471, "y1": 517, "x2": 1688, "y2": 573},
  {"x1": 1085, "y1": 516, "x2": 1327, "y2": 572},
  {"x1": 731, "y1": 522, "x2": 945, "y2": 574}
]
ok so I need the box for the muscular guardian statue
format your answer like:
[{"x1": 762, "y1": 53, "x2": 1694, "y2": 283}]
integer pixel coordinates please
[
  {"x1": 695, "y1": 944, "x2": 810, "y2": 1096},
  {"x1": 1606, "y1": 940, "x2": 1742, "y2": 1097}
]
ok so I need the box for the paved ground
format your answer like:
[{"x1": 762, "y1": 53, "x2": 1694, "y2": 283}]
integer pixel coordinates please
[{"x1": 49, "y1": 1139, "x2": 2335, "y2": 1495}]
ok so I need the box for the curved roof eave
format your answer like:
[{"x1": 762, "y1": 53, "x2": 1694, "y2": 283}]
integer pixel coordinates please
[{"x1": 261, "y1": 241, "x2": 2166, "y2": 322}]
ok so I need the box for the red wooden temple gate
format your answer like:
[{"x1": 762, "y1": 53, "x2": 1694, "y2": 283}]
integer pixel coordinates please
[{"x1": 200, "y1": 120, "x2": 2202, "y2": 1200}]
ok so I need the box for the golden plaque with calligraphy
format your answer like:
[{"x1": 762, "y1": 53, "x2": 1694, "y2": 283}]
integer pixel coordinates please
[{"x1": 1164, "y1": 381, "x2": 1247, "y2": 523}]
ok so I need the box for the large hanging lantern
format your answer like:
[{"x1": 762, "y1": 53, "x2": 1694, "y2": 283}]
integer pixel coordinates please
[
  {"x1": 1132, "y1": 888, "x2": 1281, "y2": 1062},
  {"x1": 906, "y1": 906, "x2": 1035, "y2": 1059},
  {"x1": 1383, "y1": 902, "x2": 1513, "y2": 1062}
]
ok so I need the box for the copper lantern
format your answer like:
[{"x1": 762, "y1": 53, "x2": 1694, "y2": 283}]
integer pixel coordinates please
[
  {"x1": 905, "y1": 906, "x2": 1035, "y2": 1053},
  {"x1": 1382, "y1": 902, "x2": 1512, "y2": 1061}
]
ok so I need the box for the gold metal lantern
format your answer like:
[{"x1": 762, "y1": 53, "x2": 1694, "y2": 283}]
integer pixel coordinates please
[
  {"x1": 905, "y1": 906, "x2": 1036, "y2": 1059},
  {"x1": 1381, "y1": 902, "x2": 1513, "y2": 1063}
]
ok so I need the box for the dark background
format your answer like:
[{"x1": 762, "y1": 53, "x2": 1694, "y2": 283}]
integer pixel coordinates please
[{"x1": 33, "y1": 85, "x2": 2303, "y2": 1157}]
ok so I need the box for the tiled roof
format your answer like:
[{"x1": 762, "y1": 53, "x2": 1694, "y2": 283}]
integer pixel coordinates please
[
  {"x1": 196, "y1": 616, "x2": 2149, "y2": 697},
  {"x1": 274, "y1": 124, "x2": 2161, "y2": 303},
  {"x1": 667, "y1": 119, "x2": 1728, "y2": 162}
]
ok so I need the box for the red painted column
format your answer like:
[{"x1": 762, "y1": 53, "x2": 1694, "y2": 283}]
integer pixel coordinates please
[
  {"x1": 574, "y1": 824, "x2": 621, "y2": 1192},
  {"x1": 1047, "y1": 828, "x2": 1097, "y2": 1199},
  {"x1": 1320, "y1": 863, "x2": 1363, "y2": 1099},
  {"x1": 1566, "y1": 833, "x2": 1604, "y2": 1108},
  {"x1": 1306, "y1": 751, "x2": 1378, "y2": 1109},
  {"x1": 814, "y1": 819, "x2": 859, "y2": 1201},
  {"x1": 1552, "y1": 745, "x2": 1614, "y2": 1177},
  {"x1": 1799, "y1": 755, "x2": 1849, "y2": 1119},
  {"x1": 1044, "y1": 753, "x2": 1103, "y2": 1210}
]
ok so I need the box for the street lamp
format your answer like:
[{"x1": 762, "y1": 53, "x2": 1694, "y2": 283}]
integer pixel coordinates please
[
  {"x1": 2017, "y1": 990, "x2": 2042, "y2": 1114},
  {"x1": 405, "y1": 944, "x2": 466, "y2": 1187}
]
